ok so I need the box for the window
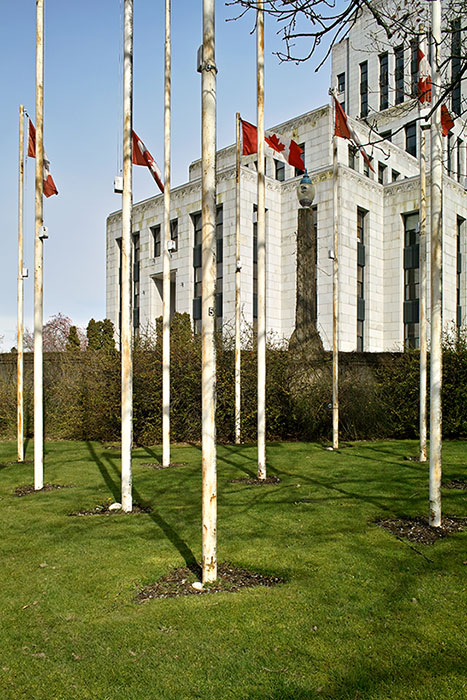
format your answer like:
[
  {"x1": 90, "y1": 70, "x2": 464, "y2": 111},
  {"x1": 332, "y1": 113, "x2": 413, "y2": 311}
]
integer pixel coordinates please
[
  {"x1": 395, "y1": 45, "x2": 405, "y2": 104},
  {"x1": 410, "y1": 40, "x2": 419, "y2": 97},
  {"x1": 447, "y1": 133, "x2": 453, "y2": 176},
  {"x1": 152, "y1": 225, "x2": 161, "y2": 257},
  {"x1": 337, "y1": 72, "x2": 345, "y2": 93},
  {"x1": 380, "y1": 130, "x2": 392, "y2": 142},
  {"x1": 170, "y1": 218, "x2": 178, "y2": 252},
  {"x1": 132, "y1": 233, "x2": 140, "y2": 334},
  {"x1": 191, "y1": 207, "x2": 223, "y2": 333},
  {"x1": 360, "y1": 61, "x2": 368, "y2": 117},
  {"x1": 452, "y1": 19, "x2": 461, "y2": 116},
  {"x1": 348, "y1": 144, "x2": 358, "y2": 170},
  {"x1": 274, "y1": 158, "x2": 285, "y2": 182},
  {"x1": 457, "y1": 138, "x2": 463, "y2": 182},
  {"x1": 403, "y1": 213, "x2": 420, "y2": 348},
  {"x1": 378, "y1": 162, "x2": 387, "y2": 184},
  {"x1": 379, "y1": 53, "x2": 389, "y2": 110},
  {"x1": 357, "y1": 208, "x2": 367, "y2": 351},
  {"x1": 116, "y1": 237, "x2": 122, "y2": 339},
  {"x1": 405, "y1": 122, "x2": 417, "y2": 157},
  {"x1": 363, "y1": 156, "x2": 373, "y2": 178},
  {"x1": 392, "y1": 169, "x2": 400, "y2": 182},
  {"x1": 295, "y1": 143, "x2": 305, "y2": 176},
  {"x1": 457, "y1": 217, "x2": 464, "y2": 328}
]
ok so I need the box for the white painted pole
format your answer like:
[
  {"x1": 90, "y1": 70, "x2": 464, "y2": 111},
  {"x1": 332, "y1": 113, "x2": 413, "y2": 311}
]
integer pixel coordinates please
[
  {"x1": 429, "y1": 0, "x2": 443, "y2": 526},
  {"x1": 257, "y1": 3, "x2": 266, "y2": 479},
  {"x1": 162, "y1": 0, "x2": 171, "y2": 467},
  {"x1": 201, "y1": 0, "x2": 217, "y2": 584},
  {"x1": 121, "y1": 0, "x2": 133, "y2": 512},
  {"x1": 235, "y1": 112, "x2": 241, "y2": 444},
  {"x1": 331, "y1": 91, "x2": 339, "y2": 451},
  {"x1": 34, "y1": 0, "x2": 44, "y2": 491},
  {"x1": 17, "y1": 104, "x2": 25, "y2": 464},
  {"x1": 419, "y1": 117, "x2": 429, "y2": 463}
]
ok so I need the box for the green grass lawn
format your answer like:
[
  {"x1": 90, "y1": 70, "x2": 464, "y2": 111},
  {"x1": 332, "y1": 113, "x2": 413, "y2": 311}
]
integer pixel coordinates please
[{"x1": 0, "y1": 439, "x2": 465, "y2": 700}]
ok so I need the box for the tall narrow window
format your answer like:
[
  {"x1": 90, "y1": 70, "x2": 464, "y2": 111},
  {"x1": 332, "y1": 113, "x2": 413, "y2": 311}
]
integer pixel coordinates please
[
  {"x1": 378, "y1": 162, "x2": 387, "y2": 184},
  {"x1": 363, "y1": 156, "x2": 373, "y2": 178},
  {"x1": 403, "y1": 213, "x2": 420, "y2": 348},
  {"x1": 348, "y1": 144, "x2": 358, "y2": 170},
  {"x1": 357, "y1": 208, "x2": 367, "y2": 351},
  {"x1": 457, "y1": 138, "x2": 463, "y2": 183},
  {"x1": 132, "y1": 233, "x2": 140, "y2": 334},
  {"x1": 360, "y1": 61, "x2": 368, "y2": 117},
  {"x1": 410, "y1": 39, "x2": 419, "y2": 97},
  {"x1": 191, "y1": 208, "x2": 223, "y2": 334},
  {"x1": 295, "y1": 143, "x2": 305, "y2": 176},
  {"x1": 457, "y1": 217, "x2": 464, "y2": 328},
  {"x1": 117, "y1": 237, "x2": 122, "y2": 340},
  {"x1": 452, "y1": 19, "x2": 461, "y2": 116},
  {"x1": 152, "y1": 225, "x2": 161, "y2": 257},
  {"x1": 337, "y1": 72, "x2": 345, "y2": 93},
  {"x1": 395, "y1": 45, "x2": 405, "y2": 104},
  {"x1": 447, "y1": 133, "x2": 453, "y2": 176},
  {"x1": 274, "y1": 158, "x2": 285, "y2": 182},
  {"x1": 170, "y1": 218, "x2": 178, "y2": 252},
  {"x1": 405, "y1": 122, "x2": 417, "y2": 157},
  {"x1": 379, "y1": 52, "x2": 389, "y2": 110}
]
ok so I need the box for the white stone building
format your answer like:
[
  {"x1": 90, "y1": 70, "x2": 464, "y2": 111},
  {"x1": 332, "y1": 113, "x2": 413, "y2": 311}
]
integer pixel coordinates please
[{"x1": 106, "y1": 2, "x2": 467, "y2": 352}]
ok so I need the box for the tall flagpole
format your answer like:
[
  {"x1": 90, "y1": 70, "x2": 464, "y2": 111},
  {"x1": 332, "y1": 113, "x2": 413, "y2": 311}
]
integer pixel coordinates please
[
  {"x1": 429, "y1": 0, "x2": 443, "y2": 526},
  {"x1": 419, "y1": 116, "x2": 429, "y2": 463},
  {"x1": 257, "y1": 2, "x2": 266, "y2": 479},
  {"x1": 331, "y1": 89, "x2": 339, "y2": 450},
  {"x1": 34, "y1": 0, "x2": 44, "y2": 490},
  {"x1": 121, "y1": 0, "x2": 133, "y2": 512},
  {"x1": 201, "y1": 0, "x2": 217, "y2": 583},
  {"x1": 17, "y1": 104, "x2": 25, "y2": 464},
  {"x1": 235, "y1": 112, "x2": 241, "y2": 444},
  {"x1": 162, "y1": 0, "x2": 171, "y2": 467}
]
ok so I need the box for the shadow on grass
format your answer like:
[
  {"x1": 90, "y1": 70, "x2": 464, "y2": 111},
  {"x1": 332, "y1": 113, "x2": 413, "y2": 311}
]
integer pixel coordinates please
[{"x1": 85, "y1": 441, "x2": 201, "y2": 578}]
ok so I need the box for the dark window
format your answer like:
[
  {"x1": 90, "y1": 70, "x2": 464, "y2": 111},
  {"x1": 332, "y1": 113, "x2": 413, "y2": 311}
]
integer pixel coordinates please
[
  {"x1": 457, "y1": 138, "x2": 463, "y2": 182},
  {"x1": 378, "y1": 162, "x2": 387, "y2": 184},
  {"x1": 275, "y1": 159, "x2": 285, "y2": 182},
  {"x1": 152, "y1": 225, "x2": 161, "y2": 257},
  {"x1": 132, "y1": 233, "x2": 140, "y2": 334},
  {"x1": 392, "y1": 169, "x2": 400, "y2": 182},
  {"x1": 357, "y1": 208, "x2": 367, "y2": 351},
  {"x1": 337, "y1": 72, "x2": 345, "y2": 93},
  {"x1": 191, "y1": 207, "x2": 223, "y2": 333},
  {"x1": 395, "y1": 45, "x2": 405, "y2": 104},
  {"x1": 457, "y1": 217, "x2": 464, "y2": 327},
  {"x1": 170, "y1": 218, "x2": 178, "y2": 252},
  {"x1": 363, "y1": 156, "x2": 373, "y2": 178},
  {"x1": 452, "y1": 19, "x2": 461, "y2": 116},
  {"x1": 295, "y1": 143, "x2": 305, "y2": 177},
  {"x1": 348, "y1": 144, "x2": 358, "y2": 170},
  {"x1": 380, "y1": 130, "x2": 392, "y2": 142},
  {"x1": 379, "y1": 53, "x2": 389, "y2": 110},
  {"x1": 405, "y1": 122, "x2": 417, "y2": 157},
  {"x1": 117, "y1": 237, "x2": 122, "y2": 340},
  {"x1": 410, "y1": 40, "x2": 419, "y2": 97},
  {"x1": 360, "y1": 61, "x2": 368, "y2": 117},
  {"x1": 447, "y1": 133, "x2": 453, "y2": 176},
  {"x1": 403, "y1": 213, "x2": 420, "y2": 348}
]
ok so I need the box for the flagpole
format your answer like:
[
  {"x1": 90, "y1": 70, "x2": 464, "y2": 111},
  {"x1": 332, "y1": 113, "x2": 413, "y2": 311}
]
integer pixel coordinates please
[
  {"x1": 331, "y1": 89, "x2": 339, "y2": 450},
  {"x1": 121, "y1": 0, "x2": 133, "y2": 512},
  {"x1": 17, "y1": 104, "x2": 25, "y2": 464},
  {"x1": 429, "y1": 0, "x2": 443, "y2": 526},
  {"x1": 257, "y1": 2, "x2": 266, "y2": 479},
  {"x1": 33, "y1": 0, "x2": 44, "y2": 490},
  {"x1": 162, "y1": 0, "x2": 171, "y2": 467},
  {"x1": 419, "y1": 117, "x2": 429, "y2": 463},
  {"x1": 235, "y1": 112, "x2": 241, "y2": 444},
  {"x1": 201, "y1": 0, "x2": 217, "y2": 584}
]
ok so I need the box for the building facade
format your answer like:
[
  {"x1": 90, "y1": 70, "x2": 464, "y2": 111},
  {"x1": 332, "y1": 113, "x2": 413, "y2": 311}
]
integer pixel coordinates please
[{"x1": 106, "y1": 2, "x2": 467, "y2": 352}]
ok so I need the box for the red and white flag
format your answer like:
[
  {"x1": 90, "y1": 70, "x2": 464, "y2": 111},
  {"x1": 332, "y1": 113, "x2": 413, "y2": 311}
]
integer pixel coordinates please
[
  {"x1": 417, "y1": 45, "x2": 431, "y2": 104},
  {"x1": 132, "y1": 130, "x2": 164, "y2": 193},
  {"x1": 240, "y1": 119, "x2": 305, "y2": 171},
  {"x1": 27, "y1": 119, "x2": 58, "y2": 197},
  {"x1": 333, "y1": 96, "x2": 374, "y2": 172}
]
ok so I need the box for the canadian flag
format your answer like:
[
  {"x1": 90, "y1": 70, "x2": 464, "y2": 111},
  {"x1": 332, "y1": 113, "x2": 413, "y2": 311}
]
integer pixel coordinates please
[
  {"x1": 333, "y1": 96, "x2": 375, "y2": 172},
  {"x1": 240, "y1": 119, "x2": 305, "y2": 171},
  {"x1": 27, "y1": 119, "x2": 58, "y2": 197},
  {"x1": 132, "y1": 131, "x2": 164, "y2": 193},
  {"x1": 417, "y1": 45, "x2": 431, "y2": 104}
]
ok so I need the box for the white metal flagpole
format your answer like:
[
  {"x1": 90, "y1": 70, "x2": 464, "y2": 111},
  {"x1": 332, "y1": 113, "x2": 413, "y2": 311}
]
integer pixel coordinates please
[
  {"x1": 235, "y1": 112, "x2": 241, "y2": 444},
  {"x1": 257, "y1": 2, "x2": 266, "y2": 479},
  {"x1": 34, "y1": 0, "x2": 44, "y2": 490},
  {"x1": 429, "y1": 0, "x2": 443, "y2": 526},
  {"x1": 121, "y1": 0, "x2": 134, "y2": 512},
  {"x1": 17, "y1": 104, "x2": 25, "y2": 464},
  {"x1": 162, "y1": 0, "x2": 172, "y2": 467},
  {"x1": 201, "y1": 0, "x2": 218, "y2": 584}
]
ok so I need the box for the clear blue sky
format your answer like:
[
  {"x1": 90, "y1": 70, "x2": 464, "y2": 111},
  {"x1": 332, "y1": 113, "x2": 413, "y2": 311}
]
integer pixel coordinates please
[{"x1": 0, "y1": 0, "x2": 331, "y2": 350}]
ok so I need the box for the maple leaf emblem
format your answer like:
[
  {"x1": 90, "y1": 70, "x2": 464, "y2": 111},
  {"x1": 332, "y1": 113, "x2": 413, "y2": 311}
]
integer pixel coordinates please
[{"x1": 265, "y1": 133, "x2": 285, "y2": 153}]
